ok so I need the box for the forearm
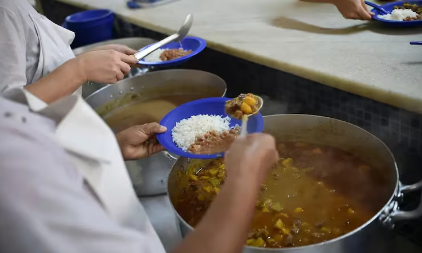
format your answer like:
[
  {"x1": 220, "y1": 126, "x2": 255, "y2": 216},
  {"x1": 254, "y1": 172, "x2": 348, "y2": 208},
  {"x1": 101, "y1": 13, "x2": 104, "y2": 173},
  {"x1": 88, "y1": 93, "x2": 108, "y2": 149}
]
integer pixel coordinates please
[
  {"x1": 172, "y1": 175, "x2": 260, "y2": 253},
  {"x1": 25, "y1": 58, "x2": 85, "y2": 104}
]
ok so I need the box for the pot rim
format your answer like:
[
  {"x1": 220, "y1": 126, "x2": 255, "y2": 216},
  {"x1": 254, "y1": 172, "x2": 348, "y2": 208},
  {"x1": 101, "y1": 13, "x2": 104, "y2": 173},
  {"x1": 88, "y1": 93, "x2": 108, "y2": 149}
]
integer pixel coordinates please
[{"x1": 167, "y1": 114, "x2": 400, "y2": 251}]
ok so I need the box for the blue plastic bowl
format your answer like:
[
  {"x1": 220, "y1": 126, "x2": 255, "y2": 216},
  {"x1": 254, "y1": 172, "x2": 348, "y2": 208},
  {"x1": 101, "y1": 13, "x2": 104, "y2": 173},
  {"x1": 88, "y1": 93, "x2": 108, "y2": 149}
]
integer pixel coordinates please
[
  {"x1": 157, "y1": 97, "x2": 264, "y2": 159},
  {"x1": 63, "y1": 9, "x2": 114, "y2": 48},
  {"x1": 137, "y1": 37, "x2": 207, "y2": 68},
  {"x1": 369, "y1": 0, "x2": 422, "y2": 27}
]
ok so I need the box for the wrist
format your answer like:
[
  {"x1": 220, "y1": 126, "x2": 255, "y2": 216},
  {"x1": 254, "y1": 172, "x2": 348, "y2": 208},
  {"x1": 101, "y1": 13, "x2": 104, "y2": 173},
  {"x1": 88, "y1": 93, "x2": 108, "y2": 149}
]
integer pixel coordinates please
[{"x1": 70, "y1": 57, "x2": 88, "y2": 83}]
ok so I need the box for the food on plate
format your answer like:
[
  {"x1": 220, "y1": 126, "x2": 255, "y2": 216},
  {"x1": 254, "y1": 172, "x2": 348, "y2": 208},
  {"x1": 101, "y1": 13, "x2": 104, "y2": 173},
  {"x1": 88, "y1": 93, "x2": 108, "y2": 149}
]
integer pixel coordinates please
[
  {"x1": 173, "y1": 142, "x2": 390, "y2": 248},
  {"x1": 171, "y1": 115, "x2": 239, "y2": 154},
  {"x1": 143, "y1": 48, "x2": 193, "y2": 62},
  {"x1": 378, "y1": 2, "x2": 422, "y2": 21},
  {"x1": 225, "y1": 93, "x2": 260, "y2": 120}
]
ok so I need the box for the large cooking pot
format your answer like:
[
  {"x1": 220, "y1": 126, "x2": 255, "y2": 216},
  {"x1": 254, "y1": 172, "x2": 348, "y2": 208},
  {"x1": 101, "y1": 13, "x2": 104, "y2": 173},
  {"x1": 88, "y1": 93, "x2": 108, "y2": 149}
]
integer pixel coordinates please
[
  {"x1": 73, "y1": 37, "x2": 156, "y2": 98},
  {"x1": 168, "y1": 114, "x2": 422, "y2": 253},
  {"x1": 86, "y1": 69, "x2": 227, "y2": 196}
]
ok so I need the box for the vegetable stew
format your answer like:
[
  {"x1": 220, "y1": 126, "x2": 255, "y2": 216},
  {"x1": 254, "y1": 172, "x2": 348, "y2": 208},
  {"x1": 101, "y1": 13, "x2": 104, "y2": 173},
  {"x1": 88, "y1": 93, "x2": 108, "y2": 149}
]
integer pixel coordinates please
[{"x1": 173, "y1": 142, "x2": 390, "y2": 248}]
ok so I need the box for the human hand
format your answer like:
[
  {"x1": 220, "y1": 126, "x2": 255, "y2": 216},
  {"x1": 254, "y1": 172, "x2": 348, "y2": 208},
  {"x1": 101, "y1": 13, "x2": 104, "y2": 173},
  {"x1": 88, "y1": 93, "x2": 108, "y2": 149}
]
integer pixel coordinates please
[
  {"x1": 91, "y1": 44, "x2": 138, "y2": 55},
  {"x1": 224, "y1": 133, "x2": 279, "y2": 186},
  {"x1": 115, "y1": 123, "x2": 167, "y2": 160},
  {"x1": 75, "y1": 49, "x2": 138, "y2": 84},
  {"x1": 331, "y1": 0, "x2": 374, "y2": 20}
]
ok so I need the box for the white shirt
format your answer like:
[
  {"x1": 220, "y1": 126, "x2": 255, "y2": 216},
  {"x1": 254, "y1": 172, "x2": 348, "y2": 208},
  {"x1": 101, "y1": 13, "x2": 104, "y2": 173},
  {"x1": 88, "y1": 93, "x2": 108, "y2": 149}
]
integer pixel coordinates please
[
  {"x1": 0, "y1": 0, "x2": 77, "y2": 93},
  {"x1": 0, "y1": 90, "x2": 166, "y2": 253}
]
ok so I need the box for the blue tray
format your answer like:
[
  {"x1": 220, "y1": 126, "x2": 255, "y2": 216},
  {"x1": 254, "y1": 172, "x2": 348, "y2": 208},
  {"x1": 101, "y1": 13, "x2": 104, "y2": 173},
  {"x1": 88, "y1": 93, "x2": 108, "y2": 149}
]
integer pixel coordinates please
[
  {"x1": 137, "y1": 36, "x2": 206, "y2": 67},
  {"x1": 368, "y1": 0, "x2": 422, "y2": 27},
  {"x1": 157, "y1": 97, "x2": 264, "y2": 159}
]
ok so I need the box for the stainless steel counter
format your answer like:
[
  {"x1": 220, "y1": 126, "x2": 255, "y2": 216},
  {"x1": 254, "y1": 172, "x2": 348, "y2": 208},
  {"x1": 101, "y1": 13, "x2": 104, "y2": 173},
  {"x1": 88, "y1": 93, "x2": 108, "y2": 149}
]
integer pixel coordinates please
[{"x1": 141, "y1": 194, "x2": 422, "y2": 253}]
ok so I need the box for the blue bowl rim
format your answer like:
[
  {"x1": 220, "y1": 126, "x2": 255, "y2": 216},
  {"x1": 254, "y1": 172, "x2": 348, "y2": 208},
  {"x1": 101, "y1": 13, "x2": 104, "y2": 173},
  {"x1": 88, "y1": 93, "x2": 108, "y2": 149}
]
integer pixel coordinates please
[
  {"x1": 157, "y1": 97, "x2": 264, "y2": 159},
  {"x1": 136, "y1": 36, "x2": 207, "y2": 66},
  {"x1": 371, "y1": 0, "x2": 422, "y2": 24},
  {"x1": 65, "y1": 9, "x2": 113, "y2": 23}
]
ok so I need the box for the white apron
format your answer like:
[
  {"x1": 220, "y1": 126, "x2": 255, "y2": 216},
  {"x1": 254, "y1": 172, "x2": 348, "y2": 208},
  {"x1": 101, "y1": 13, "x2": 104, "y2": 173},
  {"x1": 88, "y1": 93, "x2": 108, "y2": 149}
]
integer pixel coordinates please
[
  {"x1": 29, "y1": 14, "x2": 82, "y2": 95},
  {"x1": 16, "y1": 89, "x2": 165, "y2": 253}
]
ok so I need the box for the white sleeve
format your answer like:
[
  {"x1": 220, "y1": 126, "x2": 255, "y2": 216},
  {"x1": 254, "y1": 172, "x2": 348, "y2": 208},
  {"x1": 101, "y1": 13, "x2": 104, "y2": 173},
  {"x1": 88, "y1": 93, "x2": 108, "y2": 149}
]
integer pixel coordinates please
[
  {"x1": 0, "y1": 99, "x2": 160, "y2": 253},
  {"x1": 0, "y1": 8, "x2": 28, "y2": 93}
]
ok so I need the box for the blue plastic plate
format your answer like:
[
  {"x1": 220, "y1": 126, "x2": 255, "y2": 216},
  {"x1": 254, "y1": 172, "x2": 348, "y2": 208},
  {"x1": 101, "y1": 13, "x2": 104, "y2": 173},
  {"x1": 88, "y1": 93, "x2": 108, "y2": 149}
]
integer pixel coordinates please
[
  {"x1": 157, "y1": 97, "x2": 264, "y2": 159},
  {"x1": 137, "y1": 36, "x2": 207, "y2": 67},
  {"x1": 369, "y1": 0, "x2": 422, "y2": 27}
]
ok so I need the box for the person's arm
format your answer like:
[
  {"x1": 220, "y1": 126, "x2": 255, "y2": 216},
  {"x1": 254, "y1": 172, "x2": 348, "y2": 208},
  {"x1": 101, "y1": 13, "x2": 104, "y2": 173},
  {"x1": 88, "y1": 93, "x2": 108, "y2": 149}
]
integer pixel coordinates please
[
  {"x1": 25, "y1": 50, "x2": 138, "y2": 103},
  {"x1": 172, "y1": 134, "x2": 279, "y2": 253}
]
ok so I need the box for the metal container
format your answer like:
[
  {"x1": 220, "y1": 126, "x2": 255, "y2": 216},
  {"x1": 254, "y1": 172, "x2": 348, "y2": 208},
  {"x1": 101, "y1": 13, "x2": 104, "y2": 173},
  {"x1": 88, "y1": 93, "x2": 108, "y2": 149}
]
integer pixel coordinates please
[
  {"x1": 85, "y1": 69, "x2": 227, "y2": 196},
  {"x1": 168, "y1": 114, "x2": 422, "y2": 253},
  {"x1": 72, "y1": 37, "x2": 156, "y2": 98}
]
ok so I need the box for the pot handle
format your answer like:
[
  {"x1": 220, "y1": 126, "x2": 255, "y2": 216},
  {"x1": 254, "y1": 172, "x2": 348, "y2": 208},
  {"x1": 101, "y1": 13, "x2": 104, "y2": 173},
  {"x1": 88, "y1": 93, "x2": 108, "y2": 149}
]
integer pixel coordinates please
[
  {"x1": 163, "y1": 151, "x2": 178, "y2": 161},
  {"x1": 380, "y1": 180, "x2": 422, "y2": 227}
]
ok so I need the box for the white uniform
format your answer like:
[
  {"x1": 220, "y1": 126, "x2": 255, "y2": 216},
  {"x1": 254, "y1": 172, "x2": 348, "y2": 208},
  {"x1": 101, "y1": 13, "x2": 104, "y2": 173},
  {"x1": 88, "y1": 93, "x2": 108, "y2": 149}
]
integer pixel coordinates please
[
  {"x1": 0, "y1": 0, "x2": 81, "y2": 94},
  {"x1": 0, "y1": 89, "x2": 166, "y2": 253}
]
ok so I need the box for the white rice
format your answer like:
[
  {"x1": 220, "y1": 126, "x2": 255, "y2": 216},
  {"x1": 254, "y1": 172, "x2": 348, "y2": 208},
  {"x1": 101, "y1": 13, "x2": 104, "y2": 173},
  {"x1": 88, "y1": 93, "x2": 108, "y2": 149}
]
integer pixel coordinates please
[
  {"x1": 377, "y1": 9, "x2": 418, "y2": 21},
  {"x1": 172, "y1": 115, "x2": 232, "y2": 151},
  {"x1": 143, "y1": 49, "x2": 164, "y2": 63}
]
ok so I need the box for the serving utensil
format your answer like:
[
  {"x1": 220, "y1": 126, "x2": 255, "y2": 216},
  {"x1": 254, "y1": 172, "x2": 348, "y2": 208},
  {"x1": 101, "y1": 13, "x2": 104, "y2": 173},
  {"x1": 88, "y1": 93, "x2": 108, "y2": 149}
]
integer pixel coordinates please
[
  {"x1": 410, "y1": 41, "x2": 422, "y2": 45},
  {"x1": 133, "y1": 14, "x2": 193, "y2": 61},
  {"x1": 364, "y1": 1, "x2": 389, "y2": 15},
  {"x1": 239, "y1": 95, "x2": 264, "y2": 137}
]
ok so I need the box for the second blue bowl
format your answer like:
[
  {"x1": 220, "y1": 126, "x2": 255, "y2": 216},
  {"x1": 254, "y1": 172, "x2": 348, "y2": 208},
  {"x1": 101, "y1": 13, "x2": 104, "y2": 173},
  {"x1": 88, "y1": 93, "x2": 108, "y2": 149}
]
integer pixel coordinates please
[{"x1": 157, "y1": 97, "x2": 264, "y2": 159}]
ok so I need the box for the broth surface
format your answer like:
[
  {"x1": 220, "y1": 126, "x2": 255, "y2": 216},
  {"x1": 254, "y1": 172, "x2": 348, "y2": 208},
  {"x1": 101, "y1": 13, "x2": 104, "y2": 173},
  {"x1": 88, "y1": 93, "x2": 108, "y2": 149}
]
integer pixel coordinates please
[
  {"x1": 173, "y1": 142, "x2": 390, "y2": 248},
  {"x1": 103, "y1": 94, "x2": 206, "y2": 132}
]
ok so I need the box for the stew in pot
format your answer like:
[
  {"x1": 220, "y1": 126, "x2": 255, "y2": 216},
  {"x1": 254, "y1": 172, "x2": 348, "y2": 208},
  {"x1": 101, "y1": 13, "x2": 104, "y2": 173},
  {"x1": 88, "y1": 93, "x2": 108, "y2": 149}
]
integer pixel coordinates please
[{"x1": 173, "y1": 142, "x2": 390, "y2": 248}]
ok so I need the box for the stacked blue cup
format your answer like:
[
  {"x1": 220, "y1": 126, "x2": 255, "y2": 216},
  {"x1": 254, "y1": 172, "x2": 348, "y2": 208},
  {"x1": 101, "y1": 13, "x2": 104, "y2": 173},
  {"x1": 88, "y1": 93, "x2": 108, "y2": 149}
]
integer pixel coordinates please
[{"x1": 63, "y1": 9, "x2": 114, "y2": 48}]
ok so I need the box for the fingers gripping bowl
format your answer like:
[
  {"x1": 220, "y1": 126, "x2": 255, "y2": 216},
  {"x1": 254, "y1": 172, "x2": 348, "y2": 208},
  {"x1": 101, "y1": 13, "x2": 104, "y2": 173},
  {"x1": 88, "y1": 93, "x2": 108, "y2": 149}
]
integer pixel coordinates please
[{"x1": 168, "y1": 115, "x2": 422, "y2": 252}]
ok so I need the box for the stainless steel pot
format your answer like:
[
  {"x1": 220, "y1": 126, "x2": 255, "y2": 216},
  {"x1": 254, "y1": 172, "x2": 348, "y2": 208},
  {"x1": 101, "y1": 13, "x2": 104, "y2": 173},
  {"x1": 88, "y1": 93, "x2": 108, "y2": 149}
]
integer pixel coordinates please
[
  {"x1": 85, "y1": 69, "x2": 227, "y2": 196},
  {"x1": 168, "y1": 114, "x2": 422, "y2": 253},
  {"x1": 73, "y1": 37, "x2": 156, "y2": 98}
]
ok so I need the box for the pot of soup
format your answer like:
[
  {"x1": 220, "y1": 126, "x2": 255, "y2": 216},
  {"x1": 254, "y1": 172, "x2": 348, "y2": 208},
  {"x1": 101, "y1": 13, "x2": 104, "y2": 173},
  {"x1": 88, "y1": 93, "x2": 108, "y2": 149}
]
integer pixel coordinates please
[
  {"x1": 168, "y1": 114, "x2": 422, "y2": 253},
  {"x1": 85, "y1": 69, "x2": 227, "y2": 196}
]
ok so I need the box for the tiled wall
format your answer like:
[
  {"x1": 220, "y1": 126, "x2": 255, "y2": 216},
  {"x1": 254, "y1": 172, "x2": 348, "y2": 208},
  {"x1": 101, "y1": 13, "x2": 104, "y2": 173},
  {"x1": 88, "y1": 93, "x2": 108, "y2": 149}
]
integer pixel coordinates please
[{"x1": 41, "y1": 0, "x2": 422, "y2": 246}]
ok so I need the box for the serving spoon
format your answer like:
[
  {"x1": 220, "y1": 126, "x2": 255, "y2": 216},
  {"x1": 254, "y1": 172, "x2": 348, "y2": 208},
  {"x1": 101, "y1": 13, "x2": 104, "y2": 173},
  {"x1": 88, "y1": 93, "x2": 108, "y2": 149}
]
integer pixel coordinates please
[
  {"x1": 133, "y1": 14, "x2": 193, "y2": 61},
  {"x1": 239, "y1": 95, "x2": 264, "y2": 137},
  {"x1": 364, "y1": 1, "x2": 389, "y2": 15}
]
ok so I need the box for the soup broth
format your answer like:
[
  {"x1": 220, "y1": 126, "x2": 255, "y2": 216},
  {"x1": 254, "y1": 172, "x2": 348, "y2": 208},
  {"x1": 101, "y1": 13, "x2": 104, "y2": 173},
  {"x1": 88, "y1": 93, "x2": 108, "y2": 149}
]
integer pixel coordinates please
[
  {"x1": 103, "y1": 94, "x2": 206, "y2": 132},
  {"x1": 173, "y1": 142, "x2": 390, "y2": 248}
]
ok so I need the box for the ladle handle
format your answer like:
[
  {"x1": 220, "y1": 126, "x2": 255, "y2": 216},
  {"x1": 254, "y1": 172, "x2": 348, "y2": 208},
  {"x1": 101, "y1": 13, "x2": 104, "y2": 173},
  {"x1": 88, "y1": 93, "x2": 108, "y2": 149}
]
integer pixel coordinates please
[
  {"x1": 240, "y1": 115, "x2": 248, "y2": 137},
  {"x1": 133, "y1": 33, "x2": 179, "y2": 61}
]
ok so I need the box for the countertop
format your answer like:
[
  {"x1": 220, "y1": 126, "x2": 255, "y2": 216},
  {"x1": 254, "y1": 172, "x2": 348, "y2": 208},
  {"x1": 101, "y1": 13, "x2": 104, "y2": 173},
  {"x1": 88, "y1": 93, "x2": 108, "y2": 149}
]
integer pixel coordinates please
[{"x1": 49, "y1": 0, "x2": 422, "y2": 113}]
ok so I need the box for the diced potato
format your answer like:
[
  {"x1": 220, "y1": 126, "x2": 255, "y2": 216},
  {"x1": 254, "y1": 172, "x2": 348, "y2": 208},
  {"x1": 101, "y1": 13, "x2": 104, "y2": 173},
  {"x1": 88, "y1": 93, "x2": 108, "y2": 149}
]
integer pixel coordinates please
[
  {"x1": 197, "y1": 194, "x2": 205, "y2": 201},
  {"x1": 252, "y1": 237, "x2": 266, "y2": 247},
  {"x1": 267, "y1": 238, "x2": 276, "y2": 244},
  {"x1": 209, "y1": 178, "x2": 220, "y2": 187},
  {"x1": 189, "y1": 175, "x2": 198, "y2": 181},
  {"x1": 302, "y1": 167, "x2": 315, "y2": 173},
  {"x1": 200, "y1": 176, "x2": 210, "y2": 180},
  {"x1": 282, "y1": 158, "x2": 293, "y2": 167},
  {"x1": 246, "y1": 239, "x2": 255, "y2": 246},
  {"x1": 244, "y1": 96, "x2": 257, "y2": 107},
  {"x1": 294, "y1": 207, "x2": 303, "y2": 213},
  {"x1": 278, "y1": 212, "x2": 289, "y2": 218},
  {"x1": 262, "y1": 199, "x2": 273, "y2": 208},
  {"x1": 202, "y1": 186, "x2": 212, "y2": 193},
  {"x1": 274, "y1": 219, "x2": 284, "y2": 230},
  {"x1": 218, "y1": 164, "x2": 225, "y2": 170},
  {"x1": 321, "y1": 227, "x2": 331, "y2": 233},
  {"x1": 271, "y1": 202, "x2": 283, "y2": 212},
  {"x1": 262, "y1": 207, "x2": 270, "y2": 213},
  {"x1": 217, "y1": 171, "x2": 226, "y2": 179},
  {"x1": 241, "y1": 103, "x2": 253, "y2": 114},
  {"x1": 312, "y1": 148, "x2": 323, "y2": 154},
  {"x1": 281, "y1": 227, "x2": 290, "y2": 235},
  {"x1": 347, "y1": 208, "x2": 355, "y2": 214},
  {"x1": 208, "y1": 169, "x2": 218, "y2": 176},
  {"x1": 213, "y1": 187, "x2": 220, "y2": 194}
]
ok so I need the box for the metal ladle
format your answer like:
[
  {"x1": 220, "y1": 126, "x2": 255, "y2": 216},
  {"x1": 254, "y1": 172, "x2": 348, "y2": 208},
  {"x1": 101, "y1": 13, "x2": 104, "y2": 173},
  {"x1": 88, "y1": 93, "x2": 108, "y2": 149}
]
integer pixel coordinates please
[
  {"x1": 239, "y1": 95, "x2": 264, "y2": 137},
  {"x1": 133, "y1": 14, "x2": 193, "y2": 61}
]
